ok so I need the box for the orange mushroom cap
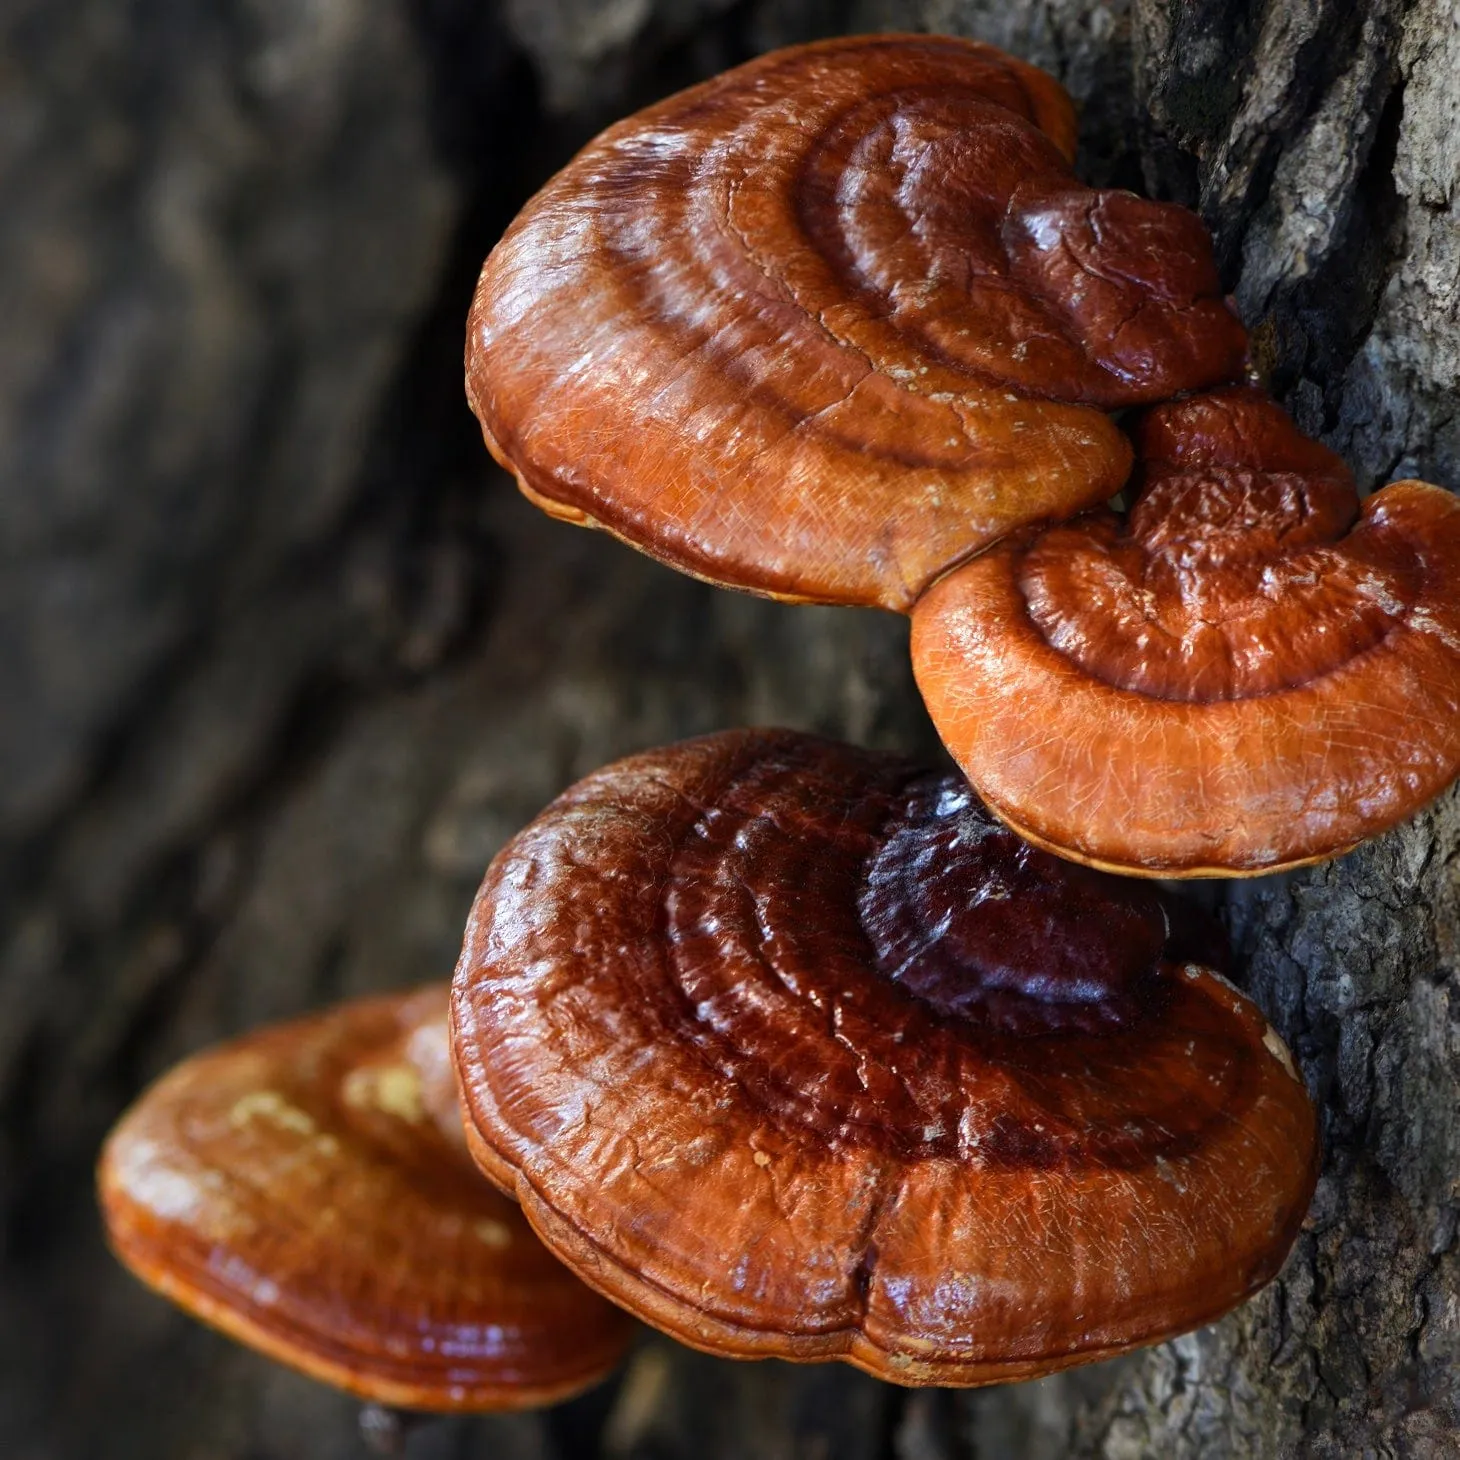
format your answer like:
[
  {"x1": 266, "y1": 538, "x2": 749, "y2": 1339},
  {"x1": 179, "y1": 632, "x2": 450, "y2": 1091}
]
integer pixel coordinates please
[
  {"x1": 911, "y1": 386, "x2": 1460, "y2": 876},
  {"x1": 466, "y1": 35, "x2": 1246, "y2": 610},
  {"x1": 98, "y1": 986, "x2": 634, "y2": 1412},
  {"x1": 451, "y1": 730, "x2": 1317, "y2": 1386}
]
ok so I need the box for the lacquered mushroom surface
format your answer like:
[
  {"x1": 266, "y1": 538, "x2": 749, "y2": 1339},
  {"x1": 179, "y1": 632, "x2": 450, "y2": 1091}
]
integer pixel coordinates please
[
  {"x1": 98, "y1": 986, "x2": 634, "y2": 1411},
  {"x1": 452, "y1": 730, "x2": 1317, "y2": 1386},
  {"x1": 466, "y1": 35, "x2": 1246, "y2": 609},
  {"x1": 912, "y1": 387, "x2": 1460, "y2": 876}
]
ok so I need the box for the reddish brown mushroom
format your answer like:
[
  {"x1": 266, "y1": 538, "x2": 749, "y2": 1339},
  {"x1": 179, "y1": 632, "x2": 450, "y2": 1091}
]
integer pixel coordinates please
[
  {"x1": 911, "y1": 386, "x2": 1460, "y2": 876},
  {"x1": 466, "y1": 35, "x2": 1246, "y2": 609},
  {"x1": 98, "y1": 986, "x2": 634, "y2": 1411},
  {"x1": 451, "y1": 730, "x2": 1318, "y2": 1386}
]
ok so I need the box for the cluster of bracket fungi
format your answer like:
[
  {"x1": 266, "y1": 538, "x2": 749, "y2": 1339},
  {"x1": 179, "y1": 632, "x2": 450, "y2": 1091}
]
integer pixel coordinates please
[{"x1": 100, "y1": 33, "x2": 1460, "y2": 1421}]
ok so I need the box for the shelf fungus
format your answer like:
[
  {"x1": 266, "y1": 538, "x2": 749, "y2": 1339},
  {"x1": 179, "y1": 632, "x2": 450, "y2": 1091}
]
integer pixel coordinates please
[
  {"x1": 466, "y1": 35, "x2": 1246, "y2": 610},
  {"x1": 98, "y1": 986, "x2": 633, "y2": 1411},
  {"x1": 912, "y1": 387, "x2": 1460, "y2": 876},
  {"x1": 451, "y1": 730, "x2": 1318, "y2": 1385}
]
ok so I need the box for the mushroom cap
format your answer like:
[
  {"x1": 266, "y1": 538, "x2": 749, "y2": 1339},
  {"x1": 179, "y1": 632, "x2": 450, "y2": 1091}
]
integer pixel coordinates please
[
  {"x1": 451, "y1": 730, "x2": 1318, "y2": 1386},
  {"x1": 466, "y1": 35, "x2": 1246, "y2": 610},
  {"x1": 911, "y1": 386, "x2": 1460, "y2": 875},
  {"x1": 98, "y1": 986, "x2": 634, "y2": 1411}
]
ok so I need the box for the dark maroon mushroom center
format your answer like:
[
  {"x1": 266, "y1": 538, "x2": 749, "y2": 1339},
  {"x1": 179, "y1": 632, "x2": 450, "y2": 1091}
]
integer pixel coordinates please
[
  {"x1": 859, "y1": 774, "x2": 1169, "y2": 1032},
  {"x1": 641, "y1": 735, "x2": 1259, "y2": 1166}
]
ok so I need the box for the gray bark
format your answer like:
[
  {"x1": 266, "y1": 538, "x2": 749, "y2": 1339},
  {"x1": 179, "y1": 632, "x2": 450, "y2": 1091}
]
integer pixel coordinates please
[{"x1": 2, "y1": 0, "x2": 1455, "y2": 1456}]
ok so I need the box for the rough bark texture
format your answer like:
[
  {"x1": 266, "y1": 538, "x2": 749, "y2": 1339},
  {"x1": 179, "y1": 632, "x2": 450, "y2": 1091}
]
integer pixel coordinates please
[{"x1": 2, "y1": 0, "x2": 1456, "y2": 1456}]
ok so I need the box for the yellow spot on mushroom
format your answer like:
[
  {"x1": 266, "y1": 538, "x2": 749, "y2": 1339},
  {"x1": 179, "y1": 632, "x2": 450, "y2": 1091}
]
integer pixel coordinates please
[
  {"x1": 752, "y1": 1150, "x2": 771, "y2": 1167},
  {"x1": 473, "y1": 1219, "x2": 513, "y2": 1250},
  {"x1": 229, "y1": 1090, "x2": 317, "y2": 1137},
  {"x1": 342, "y1": 1063, "x2": 425, "y2": 1124}
]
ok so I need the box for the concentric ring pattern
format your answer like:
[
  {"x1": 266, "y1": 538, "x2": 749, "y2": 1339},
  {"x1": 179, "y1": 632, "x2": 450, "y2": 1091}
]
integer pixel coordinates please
[
  {"x1": 912, "y1": 388, "x2": 1460, "y2": 875},
  {"x1": 467, "y1": 36, "x2": 1247, "y2": 608},
  {"x1": 99, "y1": 988, "x2": 634, "y2": 1410},
  {"x1": 452, "y1": 730, "x2": 1317, "y2": 1385}
]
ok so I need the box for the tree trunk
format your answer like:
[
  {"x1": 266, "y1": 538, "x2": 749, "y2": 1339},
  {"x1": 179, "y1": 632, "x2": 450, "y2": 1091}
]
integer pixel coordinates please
[{"x1": 2, "y1": 1, "x2": 1455, "y2": 1457}]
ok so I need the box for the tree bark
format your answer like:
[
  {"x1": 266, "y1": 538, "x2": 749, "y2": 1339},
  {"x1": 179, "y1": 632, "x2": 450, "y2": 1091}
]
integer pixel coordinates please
[{"x1": 2, "y1": 1, "x2": 1455, "y2": 1457}]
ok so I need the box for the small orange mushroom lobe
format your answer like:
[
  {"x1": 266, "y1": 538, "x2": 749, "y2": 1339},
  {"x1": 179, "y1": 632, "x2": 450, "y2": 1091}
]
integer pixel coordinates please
[
  {"x1": 98, "y1": 986, "x2": 633, "y2": 1412},
  {"x1": 452, "y1": 730, "x2": 1318, "y2": 1385},
  {"x1": 466, "y1": 35, "x2": 1245, "y2": 608},
  {"x1": 912, "y1": 388, "x2": 1460, "y2": 874},
  {"x1": 1002, "y1": 183, "x2": 1241, "y2": 397}
]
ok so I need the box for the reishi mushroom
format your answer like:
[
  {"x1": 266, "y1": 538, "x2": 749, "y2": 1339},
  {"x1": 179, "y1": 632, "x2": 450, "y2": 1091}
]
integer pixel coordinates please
[
  {"x1": 911, "y1": 387, "x2": 1460, "y2": 875},
  {"x1": 466, "y1": 34, "x2": 1246, "y2": 610},
  {"x1": 98, "y1": 985, "x2": 634, "y2": 1411},
  {"x1": 465, "y1": 32, "x2": 1460, "y2": 879},
  {"x1": 451, "y1": 730, "x2": 1318, "y2": 1385},
  {"x1": 95, "y1": 30, "x2": 1410, "y2": 1422}
]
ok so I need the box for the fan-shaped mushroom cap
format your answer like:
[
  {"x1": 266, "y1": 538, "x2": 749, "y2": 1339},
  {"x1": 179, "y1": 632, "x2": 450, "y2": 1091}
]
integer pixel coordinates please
[
  {"x1": 912, "y1": 387, "x2": 1460, "y2": 876},
  {"x1": 452, "y1": 730, "x2": 1317, "y2": 1386},
  {"x1": 98, "y1": 986, "x2": 634, "y2": 1411},
  {"x1": 466, "y1": 36, "x2": 1246, "y2": 610}
]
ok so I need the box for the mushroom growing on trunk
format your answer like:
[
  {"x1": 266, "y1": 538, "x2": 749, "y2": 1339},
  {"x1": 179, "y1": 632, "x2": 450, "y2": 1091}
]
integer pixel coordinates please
[
  {"x1": 912, "y1": 387, "x2": 1460, "y2": 874},
  {"x1": 465, "y1": 34, "x2": 1245, "y2": 609},
  {"x1": 451, "y1": 730, "x2": 1319, "y2": 1385},
  {"x1": 464, "y1": 32, "x2": 1460, "y2": 876},
  {"x1": 98, "y1": 985, "x2": 634, "y2": 1412}
]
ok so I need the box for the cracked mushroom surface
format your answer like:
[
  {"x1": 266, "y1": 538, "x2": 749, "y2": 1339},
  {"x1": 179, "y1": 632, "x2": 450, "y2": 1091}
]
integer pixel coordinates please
[
  {"x1": 451, "y1": 730, "x2": 1318, "y2": 1386},
  {"x1": 466, "y1": 35, "x2": 1247, "y2": 610},
  {"x1": 98, "y1": 986, "x2": 634, "y2": 1411},
  {"x1": 912, "y1": 387, "x2": 1460, "y2": 876}
]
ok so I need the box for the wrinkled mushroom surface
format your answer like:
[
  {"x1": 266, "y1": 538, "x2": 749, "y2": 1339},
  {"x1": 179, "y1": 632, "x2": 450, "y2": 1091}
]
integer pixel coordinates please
[
  {"x1": 912, "y1": 387, "x2": 1460, "y2": 875},
  {"x1": 452, "y1": 730, "x2": 1317, "y2": 1386},
  {"x1": 467, "y1": 35, "x2": 1246, "y2": 609},
  {"x1": 98, "y1": 986, "x2": 633, "y2": 1411}
]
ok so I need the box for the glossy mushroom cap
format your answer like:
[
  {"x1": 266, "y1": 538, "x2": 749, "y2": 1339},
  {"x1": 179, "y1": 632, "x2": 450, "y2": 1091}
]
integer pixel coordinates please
[
  {"x1": 452, "y1": 730, "x2": 1318, "y2": 1386},
  {"x1": 466, "y1": 35, "x2": 1246, "y2": 610},
  {"x1": 912, "y1": 387, "x2": 1460, "y2": 875},
  {"x1": 98, "y1": 986, "x2": 634, "y2": 1411}
]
